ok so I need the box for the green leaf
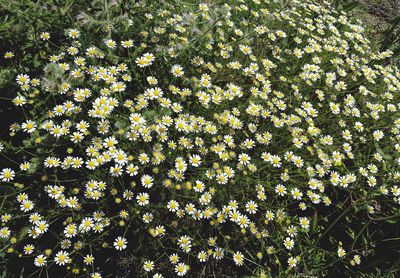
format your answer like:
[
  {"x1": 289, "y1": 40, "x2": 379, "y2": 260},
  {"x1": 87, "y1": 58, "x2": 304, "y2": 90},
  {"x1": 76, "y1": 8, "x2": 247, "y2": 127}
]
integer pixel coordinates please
[
  {"x1": 33, "y1": 53, "x2": 40, "y2": 68},
  {"x1": 18, "y1": 226, "x2": 30, "y2": 241},
  {"x1": 343, "y1": 1, "x2": 360, "y2": 12},
  {"x1": 312, "y1": 209, "x2": 318, "y2": 232}
]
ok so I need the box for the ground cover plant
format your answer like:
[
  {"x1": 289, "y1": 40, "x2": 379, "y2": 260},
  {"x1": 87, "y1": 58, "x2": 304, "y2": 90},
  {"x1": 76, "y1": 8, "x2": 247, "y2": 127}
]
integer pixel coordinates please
[{"x1": 0, "y1": 0, "x2": 400, "y2": 277}]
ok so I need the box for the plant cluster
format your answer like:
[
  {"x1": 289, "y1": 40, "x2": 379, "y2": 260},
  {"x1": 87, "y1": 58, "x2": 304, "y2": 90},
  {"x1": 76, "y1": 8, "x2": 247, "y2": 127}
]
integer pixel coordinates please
[{"x1": 1, "y1": 0, "x2": 400, "y2": 277}]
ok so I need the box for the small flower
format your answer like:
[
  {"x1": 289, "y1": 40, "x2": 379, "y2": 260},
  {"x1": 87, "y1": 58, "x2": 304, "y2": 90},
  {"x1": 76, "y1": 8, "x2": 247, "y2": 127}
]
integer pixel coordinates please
[
  {"x1": 68, "y1": 29, "x2": 80, "y2": 39},
  {"x1": 1, "y1": 213, "x2": 11, "y2": 223},
  {"x1": 54, "y1": 251, "x2": 70, "y2": 266},
  {"x1": 91, "y1": 273, "x2": 102, "y2": 278},
  {"x1": 34, "y1": 254, "x2": 47, "y2": 267},
  {"x1": 337, "y1": 246, "x2": 346, "y2": 258},
  {"x1": 20, "y1": 200, "x2": 34, "y2": 212},
  {"x1": 283, "y1": 237, "x2": 295, "y2": 250},
  {"x1": 4, "y1": 51, "x2": 14, "y2": 59},
  {"x1": 288, "y1": 256, "x2": 298, "y2": 267},
  {"x1": 233, "y1": 251, "x2": 244, "y2": 266},
  {"x1": 136, "y1": 53, "x2": 155, "y2": 67},
  {"x1": 23, "y1": 244, "x2": 35, "y2": 255},
  {"x1": 19, "y1": 162, "x2": 31, "y2": 171},
  {"x1": 245, "y1": 200, "x2": 258, "y2": 214},
  {"x1": 175, "y1": 262, "x2": 189, "y2": 276},
  {"x1": 141, "y1": 175, "x2": 154, "y2": 188},
  {"x1": 352, "y1": 255, "x2": 361, "y2": 265},
  {"x1": 171, "y1": 64, "x2": 184, "y2": 77},
  {"x1": 0, "y1": 227, "x2": 11, "y2": 238},
  {"x1": 21, "y1": 120, "x2": 36, "y2": 133},
  {"x1": 16, "y1": 74, "x2": 30, "y2": 85},
  {"x1": 40, "y1": 32, "x2": 50, "y2": 41},
  {"x1": 114, "y1": 236, "x2": 127, "y2": 251},
  {"x1": 121, "y1": 39, "x2": 134, "y2": 48},
  {"x1": 104, "y1": 39, "x2": 117, "y2": 49},
  {"x1": 197, "y1": 251, "x2": 208, "y2": 262},
  {"x1": 143, "y1": 260, "x2": 154, "y2": 272},
  {"x1": 137, "y1": 193, "x2": 150, "y2": 206},
  {"x1": 0, "y1": 168, "x2": 15, "y2": 182}
]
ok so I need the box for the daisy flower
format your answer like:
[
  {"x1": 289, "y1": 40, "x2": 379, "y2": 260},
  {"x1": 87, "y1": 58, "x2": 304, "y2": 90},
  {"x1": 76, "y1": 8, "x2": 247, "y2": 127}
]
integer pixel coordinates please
[
  {"x1": 34, "y1": 255, "x2": 47, "y2": 267},
  {"x1": 114, "y1": 236, "x2": 127, "y2": 251},
  {"x1": 233, "y1": 251, "x2": 244, "y2": 266},
  {"x1": 0, "y1": 168, "x2": 15, "y2": 182},
  {"x1": 54, "y1": 251, "x2": 70, "y2": 266}
]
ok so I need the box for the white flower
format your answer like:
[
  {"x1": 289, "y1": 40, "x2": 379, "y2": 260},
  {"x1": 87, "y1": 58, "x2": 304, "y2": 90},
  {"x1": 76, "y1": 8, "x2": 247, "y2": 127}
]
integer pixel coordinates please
[
  {"x1": 35, "y1": 220, "x2": 49, "y2": 234},
  {"x1": 141, "y1": 175, "x2": 154, "y2": 188},
  {"x1": 245, "y1": 200, "x2": 258, "y2": 214},
  {"x1": 275, "y1": 184, "x2": 287, "y2": 196},
  {"x1": 79, "y1": 217, "x2": 94, "y2": 233},
  {"x1": 137, "y1": 193, "x2": 150, "y2": 206},
  {"x1": 114, "y1": 236, "x2": 127, "y2": 251},
  {"x1": 143, "y1": 260, "x2": 154, "y2": 272},
  {"x1": 0, "y1": 227, "x2": 11, "y2": 238},
  {"x1": 19, "y1": 161, "x2": 30, "y2": 171},
  {"x1": 233, "y1": 251, "x2": 244, "y2": 266},
  {"x1": 126, "y1": 164, "x2": 138, "y2": 176},
  {"x1": 175, "y1": 262, "x2": 189, "y2": 276},
  {"x1": 147, "y1": 76, "x2": 158, "y2": 85},
  {"x1": 238, "y1": 153, "x2": 250, "y2": 165},
  {"x1": 68, "y1": 29, "x2": 80, "y2": 38},
  {"x1": 337, "y1": 246, "x2": 346, "y2": 257},
  {"x1": 171, "y1": 64, "x2": 184, "y2": 77},
  {"x1": 23, "y1": 244, "x2": 35, "y2": 254},
  {"x1": 197, "y1": 251, "x2": 208, "y2": 262},
  {"x1": 54, "y1": 251, "x2": 70, "y2": 266},
  {"x1": 21, "y1": 120, "x2": 36, "y2": 133},
  {"x1": 20, "y1": 200, "x2": 34, "y2": 212},
  {"x1": 136, "y1": 53, "x2": 155, "y2": 67},
  {"x1": 299, "y1": 217, "x2": 310, "y2": 229},
  {"x1": 40, "y1": 32, "x2": 50, "y2": 40},
  {"x1": 373, "y1": 130, "x2": 384, "y2": 141},
  {"x1": 104, "y1": 39, "x2": 116, "y2": 49},
  {"x1": 283, "y1": 237, "x2": 295, "y2": 250},
  {"x1": 16, "y1": 74, "x2": 30, "y2": 85},
  {"x1": 91, "y1": 272, "x2": 102, "y2": 278},
  {"x1": 189, "y1": 154, "x2": 202, "y2": 167},
  {"x1": 353, "y1": 255, "x2": 361, "y2": 265},
  {"x1": 142, "y1": 212, "x2": 154, "y2": 223},
  {"x1": 84, "y1": 254, "x2": 95, "y2": 265},
  {"x1": 167, "y1": 200, "x2": 179, "y2": 212},
  {"x1": 34, "y1": 255, "x2": 47, "y2": 267},
  {"x1": 64, "y1": 224, "x2": 77, "y2": 238},
  {"x1": 288, "y1": 256, "x2": 298, "y2": 267},
  {"x1": 121, "y1": 39, "x2": 134, "y2": 48},
  {"x1": 213, "y1": 247, "x2": 224, "y2": 260},
  {"x1": 0, "y1": 168, "x2": 15, "y2": 182},
  {"x1": 110, "y1": 165, "x2": 122, "y2": 177},
  {"x1": 239, "y1": 45, "x2": 252, "y2": 55}
]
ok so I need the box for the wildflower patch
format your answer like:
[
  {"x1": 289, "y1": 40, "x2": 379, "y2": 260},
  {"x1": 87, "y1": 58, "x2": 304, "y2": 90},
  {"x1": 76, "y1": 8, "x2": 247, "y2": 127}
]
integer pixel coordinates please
[{"x1": 1, "y1": 0, "x2": 399, "y2": 277}]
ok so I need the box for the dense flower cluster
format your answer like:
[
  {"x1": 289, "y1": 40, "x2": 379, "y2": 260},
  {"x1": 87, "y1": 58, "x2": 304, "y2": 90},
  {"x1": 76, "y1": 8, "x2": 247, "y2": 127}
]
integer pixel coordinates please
[{"x1": 1, "y1": 0, "x2": 399, "y2": 276}]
